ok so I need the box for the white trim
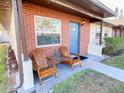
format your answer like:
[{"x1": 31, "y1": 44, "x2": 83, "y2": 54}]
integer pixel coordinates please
[
  {"x1": 34, "y1": 15, "x2": 62, "y2": 48},
  {"x1": 36, "y1": 44, "x2": 61, "y2": 48},
  {"x1": 36, "y1": 31, "x2": 61, "y2": 33}
]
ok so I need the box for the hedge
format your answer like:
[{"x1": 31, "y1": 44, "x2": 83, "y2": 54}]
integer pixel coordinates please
[{"x1": 103, "y1": 37, "x2": 124, "y2": 55}]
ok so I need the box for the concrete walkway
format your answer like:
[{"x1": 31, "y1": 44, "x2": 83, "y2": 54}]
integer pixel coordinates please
[{"x1": 86, "y1": 60, "x2": 124, "y2": 82}]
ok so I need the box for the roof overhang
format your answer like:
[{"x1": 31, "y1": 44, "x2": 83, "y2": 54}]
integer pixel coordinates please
[
  {"x1": 113, "y1": 25, "x2": 124, "y2": 29},
  {"x1": 94, "y1": 20, "x2": 116, "y2": 28},
  {"x1": 23, "y1": 0, "x2": 116, "y2": 22},
  {"x1": 108, "y1": 18, "x2": 124, "y2": 26},
  {"x1": 88, "y1": 0, "x2": 116, "y2": 18}
]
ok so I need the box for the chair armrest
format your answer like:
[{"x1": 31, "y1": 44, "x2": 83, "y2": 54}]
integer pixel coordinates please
[
  {"x1": 61, "y1": 56, "x2": 73, "y2": 64},
  {"x1": 61, "y1": 56, "x2": 72, "y2": 60},
  {"x1": 32, "y1": 61, "x2": 40, "y2": 71}
]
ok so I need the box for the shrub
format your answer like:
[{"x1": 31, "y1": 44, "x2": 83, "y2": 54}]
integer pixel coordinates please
[{"x1": 103, "y1": 37, "x2": 124, "y2": 55}]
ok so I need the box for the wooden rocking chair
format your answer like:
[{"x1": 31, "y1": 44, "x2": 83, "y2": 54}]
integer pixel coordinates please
[
  {"x1": 59, "y1": 46, "x2": 82, "y2": 70},
  {"x1": 32, "y1": 48, "x2": 57, "y2": 84}
]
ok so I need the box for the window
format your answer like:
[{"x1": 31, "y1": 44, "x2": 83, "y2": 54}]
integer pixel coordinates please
[
  {"x1": 95, "y1": 28, "x2": 100, "y2": 39},
  {"x1": 104, "y1": 33, "x2": 108, "y2": 37},
  {"x1": 34, "y1": 16, "x2": 61, "y2": 47},
  {"x1": 104, "y1": 30, "x2": 108, "y2": 37}
]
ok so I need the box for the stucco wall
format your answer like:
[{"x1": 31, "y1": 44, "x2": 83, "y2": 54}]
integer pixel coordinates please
[{"x1": 23, "y1": 2, "x2": 90, "y2": 56}]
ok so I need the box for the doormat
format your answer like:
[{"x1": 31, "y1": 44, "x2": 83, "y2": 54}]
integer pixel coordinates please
[{"x1": 73, "y1": 56, "x2": 88, "y2": 60}]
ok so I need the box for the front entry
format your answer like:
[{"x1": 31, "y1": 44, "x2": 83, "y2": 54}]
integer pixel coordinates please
[{"x1": 69, "y1": 22, "x2": 80, "y2": 53}]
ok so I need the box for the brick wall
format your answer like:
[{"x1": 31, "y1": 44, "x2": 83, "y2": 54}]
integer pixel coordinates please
[{"x1": 23, "y1": 2, "x2": 90, "y2": 57}]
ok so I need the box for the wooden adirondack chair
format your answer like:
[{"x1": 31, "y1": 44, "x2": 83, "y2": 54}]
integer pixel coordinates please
[
  {"x1": 32, "y1": 48, "x2": 57, "y2": 84},
  {"x1": 59, "y1": 46, "x2": 82, "y2": 70}
]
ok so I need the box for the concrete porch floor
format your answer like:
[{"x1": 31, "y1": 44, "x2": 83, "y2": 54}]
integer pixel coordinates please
[
  {"x1": 34, "y1": 55, "x2": 105, "y2": 93},
  {"x1": 18, "y1": 54, "x2": 124, "y2": 93}
]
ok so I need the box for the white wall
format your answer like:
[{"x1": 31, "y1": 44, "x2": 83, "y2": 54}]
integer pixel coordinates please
[
  {"x1": 88, "y1": 23, "x2": 112, "y2": 56},
  {"x1": 89, "y1": 23, "x2": 112, "y2": 45},
  {"x1": 22, "y1": 57, "x2": 34, "y2": 91},
  {"x1": 88, "y1": 44, "x2": 102, "y2": 56}
]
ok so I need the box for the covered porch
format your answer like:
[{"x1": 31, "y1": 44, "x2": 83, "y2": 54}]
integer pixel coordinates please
[{"x1": 1, "y1": 0, "x2": 116, "y2": 93}]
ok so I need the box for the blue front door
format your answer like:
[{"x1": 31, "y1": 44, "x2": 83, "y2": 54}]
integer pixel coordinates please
[{"x1": 69, "y1": 22, "x2": 80, "y2": 53}]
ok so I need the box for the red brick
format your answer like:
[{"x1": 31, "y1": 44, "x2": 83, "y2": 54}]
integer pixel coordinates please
[{"x1": 22, "y1": 2, "x2": 90, "y2": 56}]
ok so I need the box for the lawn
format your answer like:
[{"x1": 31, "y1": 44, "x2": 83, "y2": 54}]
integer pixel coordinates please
[
  {"x1": 102, "y1": 53, "x2": 124, "y2": 70},
  {"x1": 54, "y1": 69, "x2": 124, "y2": 93},
  {"x1": 0, "y1": 44, "x2": 9, "y2": 93}
]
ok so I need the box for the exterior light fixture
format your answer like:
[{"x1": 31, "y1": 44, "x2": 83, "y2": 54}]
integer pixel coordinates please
[{"x1": 80, "y1": 20, "x2": 86, "y2": 25}]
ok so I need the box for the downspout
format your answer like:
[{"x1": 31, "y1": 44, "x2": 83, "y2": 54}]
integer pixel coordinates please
[
  {"x1": 16, "y1": 0, "x2": 28, "y2": 61},
  {"x1": 115, "y1": 28, "x2": 117, "y2": 37}
]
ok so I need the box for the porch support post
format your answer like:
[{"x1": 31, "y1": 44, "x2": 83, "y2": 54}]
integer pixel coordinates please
[
  {"x1": 115, "y1": 28, "x2": 117, "y2": 37},
  {"x1": 123, "y1": 28, "x2": 124, "y2": 38},
  {"x1": 99, "y1": 20, "x2": 103, "y2": 45},
  {"x1": 16, "y1": 0, "x2": 28, "y2": 61},
  {"x1": 15, "y1": 1, "x2": 34, "y2": 92},
  {"x1": 9, "y1": 0, "x2": 24, "y2": 92},
  {"x1": 120, "y1": 27, "x2": 123, "y2": 37}
]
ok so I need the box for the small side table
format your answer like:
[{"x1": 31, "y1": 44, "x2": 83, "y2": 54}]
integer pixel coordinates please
[
  {"x1": 52, "y1": 50, "x2": 62, "y2": 66},
  {"x1": 54, "y1": 56, "x2": 63, "y2": 64}
]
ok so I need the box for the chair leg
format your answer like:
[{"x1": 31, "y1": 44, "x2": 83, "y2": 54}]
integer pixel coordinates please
[
  {"x1": 39, "y1": 78, "x2": 42, "y2": 85},
  {"x1": 80, "y1": 63, "x2": 83, "y2": 67},
  {"x1": 71, "y1": 66, "x2": 74, "y2": 71},
  {"x1": 55, "y1": 72, "x2": 58, "y2": 78}
]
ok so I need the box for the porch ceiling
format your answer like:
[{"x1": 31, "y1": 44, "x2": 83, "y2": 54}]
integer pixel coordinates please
[
  {"x1": 0, "y1": 0, "x2": 12, "y2": 31},
  {"x1": 22, "y1": 0, "x2": 116, "y2": 22},
  {"x1": 94, "y1": 21, "x2": 115, "y2": 28}
]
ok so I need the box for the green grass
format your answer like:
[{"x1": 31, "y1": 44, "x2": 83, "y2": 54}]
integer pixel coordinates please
[
  {"x1": 102, "y1": 54, "x2": 124, "y2": 70},
  {"x1": 54, "y1": 69, "x2": 124, "y2": 93},
  {"x1": 0, "y1": 45, "x2": 7, "y2": 74},
  {"x1": 0, "y1": 44, "x2": 9, "y2": 93}
]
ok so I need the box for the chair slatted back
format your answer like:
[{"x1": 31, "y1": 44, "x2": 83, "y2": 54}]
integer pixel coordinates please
[
  {"x1": 32, "y1": 48, "x2": 48, "y2": 69},
  {"x1": 59, "y1": 46, "x2": 69, "y2": 57}
]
